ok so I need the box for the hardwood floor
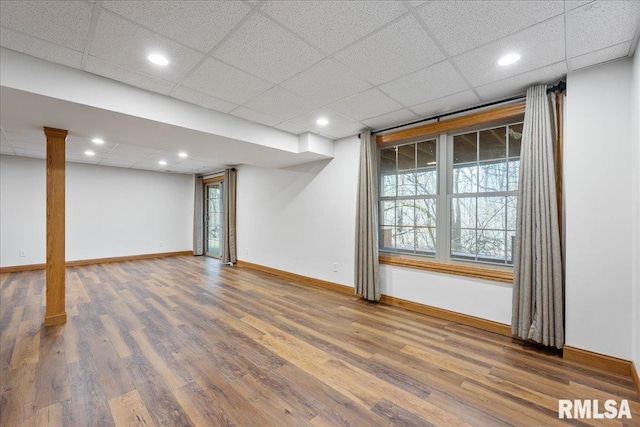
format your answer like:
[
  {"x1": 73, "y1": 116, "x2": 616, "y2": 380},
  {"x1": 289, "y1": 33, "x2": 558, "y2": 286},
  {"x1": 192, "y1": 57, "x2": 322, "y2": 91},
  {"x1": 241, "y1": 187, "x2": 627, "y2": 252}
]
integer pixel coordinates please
[{"x1": 1, "y1": 256, "x2": 638, "y2": 426}]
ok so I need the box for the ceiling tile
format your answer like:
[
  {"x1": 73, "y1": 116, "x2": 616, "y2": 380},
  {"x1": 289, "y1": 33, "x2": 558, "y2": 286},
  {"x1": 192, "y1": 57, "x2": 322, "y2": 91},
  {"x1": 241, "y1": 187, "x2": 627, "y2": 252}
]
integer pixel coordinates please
[
  {"x1": 410, "y1": 90, "x2": 482, "y2": 118},
  {"x1": 213, "y1": 13, "x2": 323, "y2": 84},
  {"x1": 453, "y1": 16, "x2": 565, "y2": 87},
  {"x1": 4, "y1": 131, "x2": 45, "y2": 144},
  {"x1": 379, "y1": 60, "x2": 469, "y2": 107},
  {"x1": 0, "y1": 0, "x2": 92, "y2": 51},
  {"x1": 329, "y1": 89, "x2": 402, "y2": 121},
  {"x1": 67, "y1": 153, "x2": 101, "y2": 165},
  {"x1": 90, "y1": 11, "x2": 204, "y2": 83},
  {"x1": 566, "y1": 1, "x2": 640, "y2": 58},
  {"x1": 102, "y1": 1, "x2": 252, "y2": 53},
  {"x1": 274, "y1": 121, "x2": 307, "y2": 135},
  {"x1": 12, "y1": 147, "x2": 45, "y2": 159},
  {"x1": 6, "y1": 140, "x2": 44, "y2": 151},
  {"x1": 475, "y1": 61, "x2": 567, "y2": 101},
  {"x1": 170, "y1": 86, "x2": 238, "y2": 113},
  {"x1": 230, "y1": 107, "x2": 282, "y2": 127},
  {"x1": 334, "y1": 15, "x2": 445, "y2": 85},
  {"x1": 569, "y1": 42, "x2": 631, "y2": 71},
  {"x1": 0, "y1": 130, "x2": 9, "y2": 146},
  {"x1": 85, "y1": 56, "x2": 175, "y2": 95},
  {"x1": 181, "y1": 57, "x2": 272, "y2": 104},
  {"x1": 361, "y1": 108, "x2": 419, "y2": 130},
  {"x1": 321, "y1": 121, "x2": 365, "y2": 139},
  {"x1": 289, "y1": 108, "x2": 356, "y2": 133},
  {"x1": 565, "y1": 1, "x2": 595, "y2": 11},
  {"x1": 242, "y1": 86, "x2": 317, "y2": 121},
  {"x1": 261, "y1": 1, "x2": 407, "y2": 54},
  {"x1": 279, "y1": 58, "x2": 371, "y2": 106},
  {"x1": 0, "y1": 28, "x2": 83, "y2": 69},
  {"x1": 97, "y1": 159, "x2": 137, "y2": 168},
  {"x1": 418, "y1": 1, "x2": 564, "y2": 56},
  {"x1": 66, "y1": 138, "x2": 115, "y2": 156},
  {"x1": 103, "y1": 144, "x2": 158, "y2": 159}
]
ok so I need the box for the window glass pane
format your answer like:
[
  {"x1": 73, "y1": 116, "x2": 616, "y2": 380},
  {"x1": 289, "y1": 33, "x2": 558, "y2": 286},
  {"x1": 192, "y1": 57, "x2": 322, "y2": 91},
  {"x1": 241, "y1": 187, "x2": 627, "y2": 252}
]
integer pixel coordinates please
[
  {"x1": 397, "y1": 200, "x2": 415, "y2": 227},
  {"x1": 453, "y1": 165, "x2": 477, "y2": 193},
  {"x1": 416, "y1": 228, "x2": 436, "y2": 253},
  {"x1": 380, "y1": 148, "x2": 396, "y2": 173},
  {"x1": 417, "y1": 140, "x2": 437, "y2": 168},
  {"x1": 415, "y1": 198, "x2": 436, "y2": 227},
  {"x1": 381, "y1": 201, "x2": 395, "y2": 226},
  {"x1": 451, "y1": 197, "x2": 476, "y2": 229},
  {"x1": 508, "y1": 159, "x2": 520, "y2": 191},
  {"x1": 479, "y1": 127, "x2": 506, "y2": 161},
  {"x1": 509, "y1": 123, "x2": 523, "y2": 158},
  {"x1": 506, "y1": 196, "x2": 517, "y2": 230},
  {"x1": 477, "y1": 196, "x2": 506, "y2": 230},
  {"x1": 454, "y1": 133, "x2": 477, "y2": 164},
  {"x1": 398, "y1": 172, "x2": 416, "y2": 196},
  {"x1": 396, "y1": 227, "x2": 415, "y2": 251},
  {"x1": 451, "y1": 229, "x2": 476, "y2": 259},
  {"x1": 398, "y1": 144, "x2": 416, "y2": 170},
  {"x1": 478, "y1": 161, "x2": 507, "y2": 192},
  {"x1": 507, "y1": 231, "x2": 516, "y2": 264},
  {"x1": 416, "y1": 170, "x2": 437, "y2": 195},
  {"x1": 380, "y1": 226, "x2": 395, "y2": 250},
  {"x1": 382, "y1": 174, "x2": 397, "y2": 197},
  {"x1": 477, "y1": 229, "x2": 506, "y2": 262}
]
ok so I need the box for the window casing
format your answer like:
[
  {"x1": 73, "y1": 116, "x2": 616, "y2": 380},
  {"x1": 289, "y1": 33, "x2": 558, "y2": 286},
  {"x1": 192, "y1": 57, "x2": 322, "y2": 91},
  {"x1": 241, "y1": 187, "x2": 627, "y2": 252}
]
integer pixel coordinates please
[{"x1": 379, "y1": 121, "x2": 523, "y2": 267}]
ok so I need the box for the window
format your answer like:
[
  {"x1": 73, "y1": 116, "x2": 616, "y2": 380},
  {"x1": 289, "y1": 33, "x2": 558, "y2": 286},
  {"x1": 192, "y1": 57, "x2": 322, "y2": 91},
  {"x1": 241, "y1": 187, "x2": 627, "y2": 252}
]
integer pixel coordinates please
[
  {"x1": 380, "y1": 140, "x2": 438, "y2": 255},
  {"x1": 379, "y1": 121, "x2": 523, "y2": 267}
]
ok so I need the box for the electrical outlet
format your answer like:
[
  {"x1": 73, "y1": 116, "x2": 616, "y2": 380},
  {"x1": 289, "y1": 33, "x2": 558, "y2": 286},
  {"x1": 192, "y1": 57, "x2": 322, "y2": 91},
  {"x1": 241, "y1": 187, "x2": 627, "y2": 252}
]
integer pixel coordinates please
[
  {"x1": 332, "y1": 262, "x2": 338, "y2": 272},
  {"x1": 19, "y1": 249, "x2": 27, "y2": 257},
  {"x1": 159, "y1": 242, "x2": 164, "y2": 248}
]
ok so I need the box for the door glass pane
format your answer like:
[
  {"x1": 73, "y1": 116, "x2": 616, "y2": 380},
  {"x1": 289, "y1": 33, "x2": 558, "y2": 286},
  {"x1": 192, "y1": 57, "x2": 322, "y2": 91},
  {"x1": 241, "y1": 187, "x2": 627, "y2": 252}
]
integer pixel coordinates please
[{"x1": 205, "y1": 183, "x2": 223, "y2": 257}]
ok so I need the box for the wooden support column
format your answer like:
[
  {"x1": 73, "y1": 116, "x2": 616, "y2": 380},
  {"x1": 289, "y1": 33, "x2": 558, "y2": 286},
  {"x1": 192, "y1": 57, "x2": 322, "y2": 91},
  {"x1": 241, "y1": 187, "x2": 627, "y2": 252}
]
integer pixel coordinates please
[{"x1": 44, "y1": 127, "x2": 68, "y2": 326}]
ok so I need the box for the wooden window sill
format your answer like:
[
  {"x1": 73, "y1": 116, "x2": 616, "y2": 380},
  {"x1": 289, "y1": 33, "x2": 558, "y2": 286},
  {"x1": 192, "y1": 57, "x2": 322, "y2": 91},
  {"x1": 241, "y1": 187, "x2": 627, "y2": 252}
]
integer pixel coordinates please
[{"x1": 379, "y1": 254, "x2": 513, "y2": 283}]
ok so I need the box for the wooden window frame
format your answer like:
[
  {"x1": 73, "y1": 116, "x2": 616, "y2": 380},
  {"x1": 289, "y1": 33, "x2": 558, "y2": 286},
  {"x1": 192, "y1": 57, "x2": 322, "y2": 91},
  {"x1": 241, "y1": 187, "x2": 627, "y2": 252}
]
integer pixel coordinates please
[{"x1": 376, "y1": 101, "x2": 525, "y2": 283}]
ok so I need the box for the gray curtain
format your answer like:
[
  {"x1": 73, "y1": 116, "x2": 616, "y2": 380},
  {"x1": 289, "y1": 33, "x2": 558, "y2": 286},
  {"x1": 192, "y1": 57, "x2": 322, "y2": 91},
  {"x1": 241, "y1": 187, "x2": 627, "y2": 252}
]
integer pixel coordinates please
[
  {"x1": 222, "y1": 168, "x2": 237, "y2": 264},
  {"x1": 512, "y1": 85, "x2": 564, "y2": 348},
  {"x1": 355, "y1": 129, "x2": 380, "y2": 301},
  {"x1": 193, "y1": 175, "x2": 204, "y2": 256}
]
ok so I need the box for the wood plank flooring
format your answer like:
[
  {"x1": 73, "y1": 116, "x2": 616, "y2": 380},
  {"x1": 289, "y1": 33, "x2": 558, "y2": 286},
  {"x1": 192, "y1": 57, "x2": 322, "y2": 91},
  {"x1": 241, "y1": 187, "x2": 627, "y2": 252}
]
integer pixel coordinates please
[{"x1": 1, "y1": 256, "x2": 638, "y2": 426}]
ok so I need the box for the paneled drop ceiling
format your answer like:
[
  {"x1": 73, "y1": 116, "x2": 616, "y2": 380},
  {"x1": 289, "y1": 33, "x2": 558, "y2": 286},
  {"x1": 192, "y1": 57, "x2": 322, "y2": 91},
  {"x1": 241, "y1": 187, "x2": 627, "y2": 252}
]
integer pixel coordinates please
[{"x1": 1, "y1": 0, "x2": 639, "y2": 174}]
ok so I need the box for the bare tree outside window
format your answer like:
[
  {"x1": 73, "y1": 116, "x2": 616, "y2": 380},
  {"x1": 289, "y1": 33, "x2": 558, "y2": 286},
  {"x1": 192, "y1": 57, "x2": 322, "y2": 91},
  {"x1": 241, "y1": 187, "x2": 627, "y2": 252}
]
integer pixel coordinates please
[{"x1": 379, "y1": 122, "x2": 522, "y2": 266}]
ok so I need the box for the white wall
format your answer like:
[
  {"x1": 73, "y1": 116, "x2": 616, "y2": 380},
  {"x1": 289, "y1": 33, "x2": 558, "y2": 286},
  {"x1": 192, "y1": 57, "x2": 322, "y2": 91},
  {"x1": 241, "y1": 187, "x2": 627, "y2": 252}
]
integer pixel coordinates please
[
  {"x1": 236, "y1": 136, "x2": 359, "y2": 287},
  {"x1": 0, "y1": 156, "x2": 46, "y2": 266},
  {"x1": 380, "y1": 266, "x2": 513, "y2": 324},
  {"x1": 632, "y1": 51, "x2": 640, "y2": 370},
  {"x1": 564, "y1": 59, "x2": 634, "y2": 360},
  {"x1": 236, "y1": 134, "x2": 514, "y2": 324},
  {"x1": 0, "y1": 155, "x2": 194, "y2": 267}
]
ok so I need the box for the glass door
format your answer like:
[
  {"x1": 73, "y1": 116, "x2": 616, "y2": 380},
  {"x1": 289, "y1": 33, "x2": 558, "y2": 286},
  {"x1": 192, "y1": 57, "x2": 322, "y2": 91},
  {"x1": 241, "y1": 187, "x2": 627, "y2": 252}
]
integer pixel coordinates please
[{"x1": 205, "y1": 182, "x2": 224, "y2": 258}]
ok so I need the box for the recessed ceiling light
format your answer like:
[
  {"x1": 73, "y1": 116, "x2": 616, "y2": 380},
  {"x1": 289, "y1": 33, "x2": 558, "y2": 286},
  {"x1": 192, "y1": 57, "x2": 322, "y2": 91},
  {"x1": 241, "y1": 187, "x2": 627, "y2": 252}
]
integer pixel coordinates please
[
  {"x1": 84, "y1": 150, "x2": 95, "y2": 156},
  {"x1": 178, "y1": 152, "x2": 188, "y2": 158},
  {"x1": 158, "y1": 160, "x2": 167, "y2": 166},
  {"x1": 92, "y1": 138, "x2": 104, "y2": 145},
  {"x1": 497, "y1": 53, "x2": 521, "y2": 66},
  {"x1": 316, "y1": 118, "x2": 329, "y2": 126},
  {"x1": 148, "y1": 53, "x2": 169, "y2": 66}
]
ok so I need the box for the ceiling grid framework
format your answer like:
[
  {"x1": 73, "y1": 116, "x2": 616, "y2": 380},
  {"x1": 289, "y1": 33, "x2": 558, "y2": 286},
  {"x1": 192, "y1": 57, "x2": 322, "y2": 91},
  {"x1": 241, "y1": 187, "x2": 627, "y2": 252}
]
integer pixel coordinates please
[{"x1": 0, "y1": 0, "x2": 639, "y2": 174}]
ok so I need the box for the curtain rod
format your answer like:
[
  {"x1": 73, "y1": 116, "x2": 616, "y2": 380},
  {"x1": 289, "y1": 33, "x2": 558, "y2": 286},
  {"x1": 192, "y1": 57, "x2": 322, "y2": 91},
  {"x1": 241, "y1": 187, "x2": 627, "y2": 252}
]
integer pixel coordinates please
[{"x1": 368, "y1": 80, "x2": 566, "y2": 136}]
